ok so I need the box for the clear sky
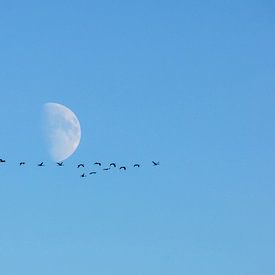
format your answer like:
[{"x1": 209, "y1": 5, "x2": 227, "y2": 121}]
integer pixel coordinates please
[{"x1": 0, "y1": 0, "x2": 274, "y2": 274}]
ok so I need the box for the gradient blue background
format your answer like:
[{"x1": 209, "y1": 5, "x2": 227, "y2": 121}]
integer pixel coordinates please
[{"x1": 0, "y1": 0, "x2": 274, "y2": 274}]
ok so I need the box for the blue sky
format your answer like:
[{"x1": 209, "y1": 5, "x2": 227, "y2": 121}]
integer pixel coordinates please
[{"x1": 0, "y1": 0, "x2": 274, "y2": 274}]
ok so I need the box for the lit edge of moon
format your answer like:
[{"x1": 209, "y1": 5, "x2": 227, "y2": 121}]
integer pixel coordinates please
[{"x1": 43, "y1": 102, "x2": 81, "y2": 162}]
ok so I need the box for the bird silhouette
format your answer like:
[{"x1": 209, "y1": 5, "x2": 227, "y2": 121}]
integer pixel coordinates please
[
  {"x1": 20, "y1": 162, "x2": 25, "y2": 166},
  {"x1": 57, "y1": 162, "x2": 64, "y2": 166},
  {"x1": 94, "y1": 162, "x2": 101, "y2": 166},
  {"x1": 80, "y1": 173, "x2": 86, "y2": 178},
  {"x1": 110, "y1": 163, "x2": 116, "y2": 167},
  {"x1": 134, "y1": 164, "x2": 140, "y2": 168},
  {"x1": 38, "y1": 162, "x2": 44, "y2": 167},
  {"x1": 152, "y1": 161, "x2": 160, "y2": 166},
  {"x1": 77, "y1": 164, "x2": 84, "y2": 168},
  {"x1": 103, "y1": 167, "x2": 110, "y2": 171},
  {"x1": 89, "y1": 171, "x2": 97, "y2": 175},
  {"x1": 119, "y1": 166, "x2": 126, "y2": 170},
  {"x1": 0, "y1": 159, "x2": 6, "y2": 163}
]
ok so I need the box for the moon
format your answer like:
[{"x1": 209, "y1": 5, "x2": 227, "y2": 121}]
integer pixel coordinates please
[{"x1": 43, "y1": 102, "x2": 81, "y2": 161}]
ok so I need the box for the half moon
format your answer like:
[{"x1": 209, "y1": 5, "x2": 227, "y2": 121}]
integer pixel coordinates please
[{"x1": 43, "y1": 102, "x2": 81, "y2": 161}]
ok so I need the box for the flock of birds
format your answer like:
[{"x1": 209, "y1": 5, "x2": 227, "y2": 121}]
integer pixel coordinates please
[{"x1": 0, "y1": 158, "x2": 160, "y2": 178}]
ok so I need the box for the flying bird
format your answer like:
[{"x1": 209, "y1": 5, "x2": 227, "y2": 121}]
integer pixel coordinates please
[
  {"x1": 57, "y1": 162, "x2": 64, "y2": 166},
  {"x1": 0, "y1": 159, "x2": 6, "y2": 163},
  {"x1": 89, "y1": 171, "x2": 97, "y2": 175},
  {"x1": 152, "y1": 161, "x2": 160, "y2": 166},
  {"x1": 94, "y1": 162, "x2": 101, "y2": 166},
  {"x1": 20, "y1": 162, "x2": 26, "y2": 166},
  {"x1": 133, "y1": 164, "x2": 140, "y2": 168},
  {"x1": 119, "y1": 166, "x2": 126, "y2": 170},
  {"x1": 38, "y1": 162, "x2": 44, "y2": 167},
  {"x1": 110, "y1": 163, "x2": 116, "y2": 167},
  {"x1": 80, "y1": 173, "x2": 86, "y2": 178},
  {"x1": 103, "y1": 167, "x2": 110, "y2": 171},
  {"x1": 77, "y1": 163, "x2": 84, "y2": 168}
]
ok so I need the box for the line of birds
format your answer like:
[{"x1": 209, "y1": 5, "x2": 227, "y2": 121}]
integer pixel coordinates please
[{"x1": 0, "y1": 158, "x2": 160, "y2": 178}]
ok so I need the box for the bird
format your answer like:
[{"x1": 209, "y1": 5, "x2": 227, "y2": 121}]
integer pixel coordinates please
[
  {"x1": 94, "y1": 162, "x2": 101, "y2": 166},
  {"x1": 89, "y1": 171, "x2": 97, "y2": 175},
  {"x1": 38, "y1": 162, "x2": 44, "y2": 167},
  {"x1": 133, "y1": 164, "x2": 140, "y2": 168},
  {"x1": 103, "y1": 167, "x2": 110, "y2": 171},
  {"x1": 19, "y1": 162, "x2": 25, "y2": 166},
  {"x1": 77, "y1": 163, "x2": 84, "y2": 168},
  {"x1": 80, "y1": 173, "x2": 86, "y2": 178},
  {"x1": 0, "y1": 159, "x2": 6, "y2": 163},
  {"x1": 110, "y1": 163, "x2": 116, "y2": 168},
  {"x1": 119, "y1": 166, "x2": 126, "y2": 170},
  {"x1": 152, "y1": 161, "x2": 160, "y2": 166},
  {"x1": 57, "y1": 162, "x2": 64, "y2": 166}
]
